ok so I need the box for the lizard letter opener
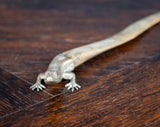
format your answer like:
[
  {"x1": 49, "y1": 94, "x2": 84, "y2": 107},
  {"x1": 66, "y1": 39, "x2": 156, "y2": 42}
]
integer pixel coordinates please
[{"x1": 30, "y1": 12, "x2": 160, "y2": 91}]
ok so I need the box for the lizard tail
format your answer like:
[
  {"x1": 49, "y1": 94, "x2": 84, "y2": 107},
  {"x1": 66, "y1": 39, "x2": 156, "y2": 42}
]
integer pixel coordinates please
[{"x1": 62, "y1": 11, "x2": 160, "y2": 67}]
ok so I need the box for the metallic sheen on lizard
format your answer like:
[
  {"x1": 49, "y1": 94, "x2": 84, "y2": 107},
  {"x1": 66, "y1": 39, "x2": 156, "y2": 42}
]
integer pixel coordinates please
[{"x1": 30, "y1": 12, "x2": 160, "y2": 92}]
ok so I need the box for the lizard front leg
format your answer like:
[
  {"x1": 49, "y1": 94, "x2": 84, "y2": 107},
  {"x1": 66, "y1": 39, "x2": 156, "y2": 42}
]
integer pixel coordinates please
[
  {"x1": 30, "y1": 73, "x2": 46, "y2": 91},
  {"x1": 63, "y1": 72, "x2": 81, "y2": 91}
]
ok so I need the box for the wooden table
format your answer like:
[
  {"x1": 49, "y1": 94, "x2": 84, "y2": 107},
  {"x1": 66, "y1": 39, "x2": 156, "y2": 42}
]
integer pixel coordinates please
[{"x1": 0, "y1": 0, "x2": 160, "y2": 126}]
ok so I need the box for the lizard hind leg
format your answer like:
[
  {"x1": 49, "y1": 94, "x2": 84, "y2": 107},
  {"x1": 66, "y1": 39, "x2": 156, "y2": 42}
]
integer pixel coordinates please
[
  {"x1": 30, "y1": 73, "x2": 46, "y2": 91},
  {"x1": 63, "y1": 72, "x2": 81, "y2": 91}
]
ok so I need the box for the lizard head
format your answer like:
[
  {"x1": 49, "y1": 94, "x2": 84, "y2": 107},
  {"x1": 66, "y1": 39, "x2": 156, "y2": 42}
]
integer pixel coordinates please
[{"x1": 44, "y1": 70, "x2": 61, "y2": 84}]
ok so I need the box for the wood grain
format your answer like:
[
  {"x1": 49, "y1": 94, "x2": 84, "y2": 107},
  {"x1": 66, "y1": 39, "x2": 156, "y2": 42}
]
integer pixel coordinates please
[
  {"x1": 1, "y1": 54, "x2": 160, "y2": 127},
  {"x1": 0, "y1": 0, "x2": 160, "y2": 126},
  {"x1": 0, "y1": 68, "x2": 51, "y2": 116}
]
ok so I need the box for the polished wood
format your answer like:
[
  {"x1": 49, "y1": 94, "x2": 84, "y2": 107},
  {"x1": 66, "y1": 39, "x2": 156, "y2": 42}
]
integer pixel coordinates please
[
  {"x1": 0, "y1": 68, "x2": 53, "y2": 116},
  {"x1": 0, "y1": 0, "x2": 160, "y2": 126}
]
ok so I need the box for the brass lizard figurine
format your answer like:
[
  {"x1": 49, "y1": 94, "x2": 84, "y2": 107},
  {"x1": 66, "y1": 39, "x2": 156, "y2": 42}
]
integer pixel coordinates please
[{"x1": 30, "y1": 12, "x2": 160, "y2": 91}]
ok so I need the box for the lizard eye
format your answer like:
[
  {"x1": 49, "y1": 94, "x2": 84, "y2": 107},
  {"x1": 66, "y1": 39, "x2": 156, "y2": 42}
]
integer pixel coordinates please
[{"x1": 53, "y1": 71, "x2": 59, "y2": 78}]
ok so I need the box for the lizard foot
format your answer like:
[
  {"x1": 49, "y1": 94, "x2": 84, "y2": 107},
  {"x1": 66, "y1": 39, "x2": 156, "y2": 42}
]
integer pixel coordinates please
[
  {"x1": 65, "y1": 82, "x2": 81, "y2": 92},
  {"x1": 30, "y1": 82, "x2": 46, "y2": 91}
]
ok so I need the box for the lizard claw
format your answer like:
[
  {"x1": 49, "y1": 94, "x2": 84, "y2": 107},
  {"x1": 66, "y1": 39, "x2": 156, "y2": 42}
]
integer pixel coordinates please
[
  {"x1": 30, "y1": 82, "x2": 46, "y2": 91},
  {"x1": 65, "y1": 82, "x2": 81, "y2": 92}
]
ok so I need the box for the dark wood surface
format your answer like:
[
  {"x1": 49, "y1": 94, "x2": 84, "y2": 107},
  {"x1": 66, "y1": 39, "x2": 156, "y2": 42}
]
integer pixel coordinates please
[{"x1": 0, "y1": 0, "x2": 160, "y2": 126}]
